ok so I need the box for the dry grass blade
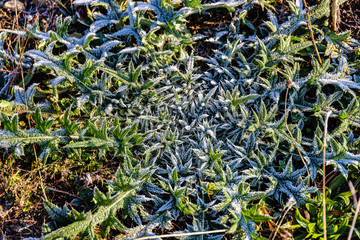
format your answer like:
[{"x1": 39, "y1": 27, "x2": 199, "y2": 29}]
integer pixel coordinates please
[
  {"x1": 349, "y1": 181, "x2": 358, "y2": 207},
  {"x1": 322, "y1": 111, "x2": 332, "y2": 240},
  {"x1": 347, "y1": 180, "x2": 360, "y2": 240},
  {"x1": 270, "y1": 200, "x2": 296, "y2": 240},
  {"x1": 46, "y1": 187, "x2": 77, "y2": 197},
  {"x1": 128, "y1": 229, "x2": 227, "y2": 240},
  {"x1": 6, "y1": 0, "x2": 49, "y2": 204},
  {"x1": 301, "y1": 0, "x2": 322, "y2": 65},
  {"x1": 15, "y1": 4, "x2": 48, "y2": 202}
]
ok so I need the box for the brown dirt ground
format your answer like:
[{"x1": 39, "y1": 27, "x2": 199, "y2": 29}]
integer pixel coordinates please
[{"x1": 339, "y1": 0, "x2": 360, "y2": 39}]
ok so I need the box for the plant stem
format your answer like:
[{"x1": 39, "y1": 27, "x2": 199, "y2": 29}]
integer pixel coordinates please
[
  {"x1": 302, "y1": 0, "x2": 322, "y2": 65},
  {"x1": 347, "y1": 181, "x2": 360, "y2": 240},
  {"x1": 13, "y1": 1, "x2": 49, "y2": 202},
  {"x1": 271, "y1": 201, "x2": 296, "y2": 240},
  {"x1": 331, "y1": 0, "x2": 338, "y2": 32},
  {"x1": 322, "y1": 111, "x2": 332, "y2": 240},
  {"x1": 131, "y1": 230, "x2": 227, "y2": 240}
]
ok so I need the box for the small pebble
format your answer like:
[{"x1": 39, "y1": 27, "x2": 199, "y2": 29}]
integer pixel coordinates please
[{"x1": 3, "y1": 0, "x2": 25, "y2": 12}]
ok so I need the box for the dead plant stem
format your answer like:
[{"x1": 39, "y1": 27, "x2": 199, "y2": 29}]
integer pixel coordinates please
[
  {"x1": 14, "y1": 1, "x2": 48, "y2": 201},
  {"x1": 271, "y1": 201, "x2": 296, "y2": 240},
  {"x1": 331, "y1": 0, "x2": 338, "y2": 32},
  {"x1": 348, "y1": 181, "x2": 360, "y2": 240},
  {"x1": 322, "y1": 111, "x2": 332, "y2": 240},
  {"x1": 302, "y1": 0, "x2": 322, "y2": 65},
  {"x1": 131, "y1": 230, "x2": 227, "y2": 240}
]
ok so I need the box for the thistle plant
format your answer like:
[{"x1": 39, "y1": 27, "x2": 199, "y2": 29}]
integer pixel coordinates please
[{"x1": 1, "y1": 0, "x2": 360, "y2": 239}]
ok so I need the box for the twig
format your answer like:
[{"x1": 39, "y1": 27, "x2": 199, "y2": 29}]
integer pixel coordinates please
[
  {"x1": 301, "y1": 0, "x2": 322, "y2": 65},
  {"x1": 322, "y1": 111, "x2": 332, "y2": 240},
  {"x1": 284, "y1": 80, "x2": 311, "y2": 178},
  {"x1": 130, "y1": 229, "x2": 227, "y2": 240},
  {"x1": 348, "y1": 181, "x2": 360, "y2": 240},
  {"x1": 330, "y1": 0, "x2": 338, "y2": 32}
]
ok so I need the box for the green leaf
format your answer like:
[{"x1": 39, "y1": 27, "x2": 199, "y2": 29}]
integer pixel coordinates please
[
  {"x1": 233, "y1": 94, "x2": 260, "y2": 107},
  {"x1": 42, "y1": 190, "x2": 134, "y2": 240},
  {"x1": 295, "y1": 208, "x2": 310, "y2": 228}
]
